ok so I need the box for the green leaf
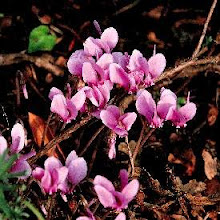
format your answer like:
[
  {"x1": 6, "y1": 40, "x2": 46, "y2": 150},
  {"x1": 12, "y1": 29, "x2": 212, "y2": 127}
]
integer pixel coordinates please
[
  {"x1": 0, "y1": 154, "x2": 18, "y2": 177},
  {"x1": 28, "y1": 25, "x2": 57, "y2": 53},
  {"x1": 23, "y1": 201, "x2": 45, "y2": 220}
]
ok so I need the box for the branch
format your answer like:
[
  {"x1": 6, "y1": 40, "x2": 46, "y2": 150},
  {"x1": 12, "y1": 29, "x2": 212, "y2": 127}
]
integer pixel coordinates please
[
  {"x1": 192, "y1": 0, "x2": 218, "y2": 58},
  {"x1": 29, "y1": 115, "x2": 93, "y2": 165},
  {"x1": 0, "y1": 53, "x2": 64, "y2": 76}
]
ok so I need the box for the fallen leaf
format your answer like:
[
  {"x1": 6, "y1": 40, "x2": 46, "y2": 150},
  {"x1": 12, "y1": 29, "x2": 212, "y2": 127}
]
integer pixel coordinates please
[
  {"x1": 202, "y1": 149, "x2": 217, "y2": 180},
  {"x1": 39, "y1": 15, "x2": 52, "y2": 24},
  {"x1": 143, "y1": 6, "x2": 164, "y2": 20},
  {"x1": 168, "y1": 148, "x2": 196, "y2": 176},
  {"x1": 28, "y1": 112, "x2": 64, "y2": 158},
  {"x1": 207, "y1": 105, "x2": 218, "y2": 126}
]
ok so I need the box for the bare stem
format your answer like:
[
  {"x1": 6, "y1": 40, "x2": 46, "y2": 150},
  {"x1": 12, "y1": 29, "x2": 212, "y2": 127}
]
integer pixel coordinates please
[
  {"x1": 125, "y1": 136, "x2": 135, "y2": 177},
  {"x1": 192, "y1": 0, "x2": 218, "y2": 58},
  {"x1": 29, "y1": 115, "x2": 93, "y2": 165}
]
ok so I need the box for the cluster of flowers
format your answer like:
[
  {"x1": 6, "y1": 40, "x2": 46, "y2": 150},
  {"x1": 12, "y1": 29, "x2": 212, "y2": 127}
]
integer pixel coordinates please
[
  {"x1": 50, "y1": 25, "x2": 196, "y2": 159},
  {"x1": 0, "y1": 123, "x2": 35, "y2": 178},
  {"x1": 32, "y1": 150, "x2": 87, "y2": 196},
  {"x1": 17, "y1": 24, "x2": 195, "y2": 219}
]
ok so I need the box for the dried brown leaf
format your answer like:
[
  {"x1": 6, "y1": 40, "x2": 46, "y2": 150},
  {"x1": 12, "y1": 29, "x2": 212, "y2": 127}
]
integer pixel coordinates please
[
  {"x1": 202, "y1": 149, "x2": 217, "y2": 180},
  {"x1": 207, "y1": 105, "x2": 218, "y2": 126},
  {"x1": 28, "y1": 112, "x2": 60, "y2": 157}
]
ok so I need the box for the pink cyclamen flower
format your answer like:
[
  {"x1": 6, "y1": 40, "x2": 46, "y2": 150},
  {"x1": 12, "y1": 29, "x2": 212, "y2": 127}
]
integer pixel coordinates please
[
  {"x1": 49, "y1": 87, "x2": 86, "y2": 123},
  {"x1": 32, "y1": 150, "x2": 87, "y2": 195},
  {"x1": 84, "y1": 27, "x2": 118, "y2": 57},
  {"x1": 67, "y1": 49, "x2": 92, "y2": 77},
  {"x1": 136, "y1": 89, "x2": 165, "y2": 128},
  {"x1": 76, "y1": 212, "x2": 126, "y2": 220},
  {"x1": 0, "y1": 123, "x2": 35, "y2": 179},
  {"x1": 158, "y1": 89, "x2": 197, "y2": 127},
  {"x1": 32, "y1": 157, "x2": 69, "y2": 195},
  {"x1": 109, "y1": 49, "x2": 166, "y2": 92},
  {"x1": 100, "y1": 105, "x2": 137, "y2": 137},
  {"x1": 136, "y1": 88, "x2": 196, "y2": 128},
  {"x1": 94, "y1": 169, "x2": 139, "y2": 210}
]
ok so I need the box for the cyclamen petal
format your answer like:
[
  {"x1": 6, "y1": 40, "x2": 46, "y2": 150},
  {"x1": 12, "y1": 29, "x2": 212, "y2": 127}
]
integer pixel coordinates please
[
  {"x1": 94, "y1": 175, "x2": 115, "y2": 192},
  {"x1": 32, "y1": 167, "x2": 45, "y2": 180},
  {"x1": 100, "y1": 27, "x2": 118, "y2": 49},
  {"x1": 121, "y1": 179, "x2": 139, "y2": 204},
  {"x1": 44, "y1": 156, "x2": 62, "y2": 173},
  {"x1": 10, "y1": 123, "x2": 25, "y2": 154},
  {"x1": 68, "y1": 157, "x2": 87, "y2": 185},
  {"x1": 115, "y1": 213, "x2": 126, "y2": 220},
  {"x1": 48, "y1": 87, "x2": 63, "y2": 100},
  {"x1": 0, "y1": 136, "x2": 7, "y2": 155},
  {"x1": 67, "y1": 50, "x2": 90, "y2": 76},
  {"x1": 71, "y1": 90, "x2": 86, "y2": 111},
  {"x1": 65, "y1": 150, "x2": 78, "y2": 167},
  {"x1": 82, "y1": 62, "x2": 99, "y2": 85},
  {"x1": 109, "y1": 63, "x2": 130, "y2": 89},
  {"x1": 120, "y1": 112, "x2": 137, "y2": 131},
  {"x1": 100, "y1": 108, "x2": 118, "y2": 130},
  {"x1": 136, "y1": 90, "x2": 156, "y2": 124},
  {"x1": 84, "y1": 37, "x2": 103, "y2": 57},
  {"x1": 148, "y1": 53, "x2": 166, "y2": 79},
  {"x1": 157, "y1": 88, "x2": 177, "y2": 120},
  {"x1": 11, "y1": 159, "x2": 32, "y2": 179},
  {"x1": 94, "y1": 185, "x2": 115, "y2": 208},
  {"x1": 119, "y1": 169, "x2": 129, "y2": 190},
  {"x1": 96, "y1": 53, "x2": 114, "y2": 69}
]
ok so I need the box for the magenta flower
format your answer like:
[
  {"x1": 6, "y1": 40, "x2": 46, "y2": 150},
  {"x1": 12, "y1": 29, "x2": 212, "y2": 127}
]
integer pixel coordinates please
[
  {"x1": 67, "y1": 49, "x2": 92, "y2": 77},
  {"x1": 32, "y1": 150, "x2": 87, "y2": 195},
  {"x1": 109, "y1": 49, "x2": 166, "y2": 92},
  {"x1": 84, "y1": 27, "x2": 118, "y2": 57},
  {"x1": 159, "y1": 90, "x2": 197, "y2": 127},
  {"x1": 32, "y1": 157, "x2": 68, "y2": 195},
  {"x1": 100, "y1": 105, "x2": 137, "y2": 137},
  {"x1": 0, "y1": 123, "x2": 35, "y2": 179},
  {"x1": 49, "y1": 87, "x2": 86, "y2": 123},
  {"x1": 136, "y1": 88, "x2": 196, "y2": 128},
  {"x1": 94, "y1": 169, "x2": 139, "y2": 210},
  {"x1": 76, "y1": 212, "x2": 126, "y2": 220}
]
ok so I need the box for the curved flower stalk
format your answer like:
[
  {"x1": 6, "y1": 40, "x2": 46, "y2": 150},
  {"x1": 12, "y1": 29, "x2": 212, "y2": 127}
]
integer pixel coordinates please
[
  {"x1": 32, "y1": 150, "x2": 87, "y2": 195},
  {"x1": 136, "y1": 88, "x2": 197, "y2": 128},
  {"x1": 94, "y1": 169, "x2": 139, "y2": 210},
  {"x1": 0, "y1": 123, "x2": 35, "y2": 179}
]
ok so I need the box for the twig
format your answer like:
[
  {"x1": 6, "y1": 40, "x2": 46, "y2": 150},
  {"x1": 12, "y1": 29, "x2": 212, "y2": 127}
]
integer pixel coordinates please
[
  {"x1": 29, "y1": 115, "x2": 93, "y2": 164},
  {"x1": 155, "y1": 54, "x2": 220, "y2": 85},
  {"x1": 79, "y1": 125, "x2": 105, "y2": 156},
  {"x1": 192, "y1": 0, "x2": 218, "y2": 58},
  {"x1": 125, "y1": 136, "x2": 135, "y2": 177},
  {"x1": 132, "y1": 118, "x2": 145, "y2": 162},
  {"x1": 0, "y1": 53, "x2": 64, "y2": 76},
  {"x1": 15, "y1": 73, "x2": 21, "y2": 107},
  {"x1": 139, "y1": 128, "x2": 156, "y2": 152},
  {"x1": 113, "y1": 0, "x2": 141, "y2": 16}
]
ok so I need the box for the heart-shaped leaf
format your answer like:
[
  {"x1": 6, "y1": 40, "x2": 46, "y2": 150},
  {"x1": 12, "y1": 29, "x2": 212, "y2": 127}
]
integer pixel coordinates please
[{"x1": 28, "y1": 25, "x2": 57, "y2": 53}]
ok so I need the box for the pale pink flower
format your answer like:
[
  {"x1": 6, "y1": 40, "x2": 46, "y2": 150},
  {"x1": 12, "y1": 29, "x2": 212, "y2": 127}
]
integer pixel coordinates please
[
  {"x1": 0, "y1": 123, "x2": 35, "y2": 179},
  {"x1": 49, "y1": 87, "x2": 86, "y2": 123},
  {"x1": 84, "y1": 27, "x2": 118, "y2": 57},
  {"x1": 136, "y1": 88, "x2": 196, "y2": 128},
  {"x1": 100, "y1": 105, "x2": 137, "y2": 137},
  {"x1": 94, "y1": 169, "x2": 139, "y2": 210},
  {"x1": 32, "y1": 150, "x2": 88, "y2": 195}
]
